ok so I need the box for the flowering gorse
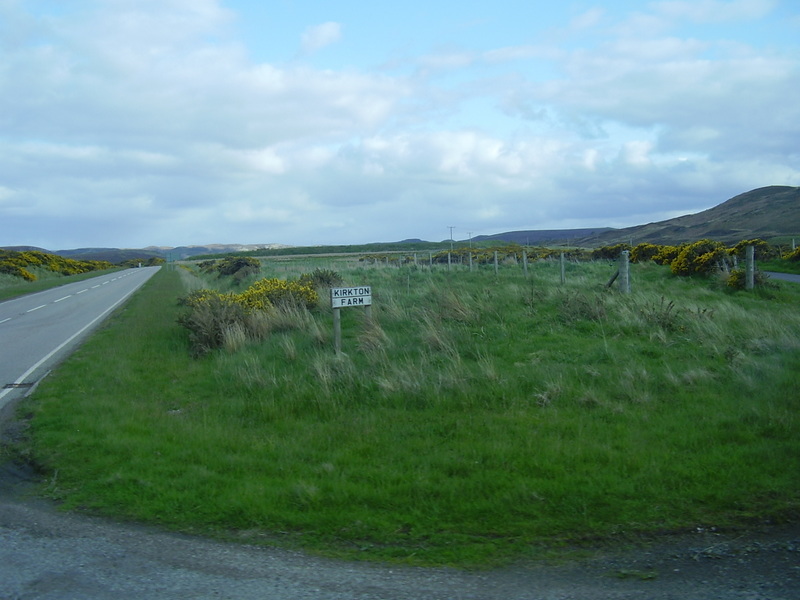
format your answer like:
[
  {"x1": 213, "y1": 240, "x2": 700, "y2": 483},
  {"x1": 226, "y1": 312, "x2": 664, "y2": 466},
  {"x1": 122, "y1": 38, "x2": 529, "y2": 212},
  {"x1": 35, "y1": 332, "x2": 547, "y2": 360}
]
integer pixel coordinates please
[
  {"x1": 0, "y1": 250, "x2": 112, "y2": 281},
  {"x1": 178, "y1": 277, "x2": 319, "y2": 356}
]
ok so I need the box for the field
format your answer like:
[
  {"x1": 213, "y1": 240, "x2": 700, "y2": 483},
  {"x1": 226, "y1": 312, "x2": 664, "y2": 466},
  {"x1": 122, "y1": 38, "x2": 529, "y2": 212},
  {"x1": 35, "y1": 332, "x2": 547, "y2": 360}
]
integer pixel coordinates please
[{"x1": 13, "y1": 256, "x2": 800, "y2": 566}]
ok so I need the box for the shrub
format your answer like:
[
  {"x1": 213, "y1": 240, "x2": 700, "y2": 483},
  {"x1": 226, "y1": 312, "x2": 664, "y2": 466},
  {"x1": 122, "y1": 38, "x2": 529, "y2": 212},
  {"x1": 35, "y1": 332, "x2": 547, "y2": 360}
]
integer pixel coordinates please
[
  {"x1": 0, "y1": 249, "x2": 111, "y2": 281},
  {"x1": 237, "y1": 278, "x2": 318, "y2": 310},
  {"x1": 726, "y1": 269, "x2": 772, "y2": 290},
  {"x1": 177, "y1": 293, "x2": 248, "y2": 357},
  {"x1": 783, "y1": 247, "x2": 800, "y2": 262},
  {"x1": 177, "y1": 278, "x2": 318, "y2": 355},
  {"x1": 728, "y1": 239, "x2": 775, "y2": 260},
  {"x1": 591, "y1": 244, "x2": 631, "y2": 261},
  {"x1": 652, "y1": 245, "x2": 680, "y2": 266},
  {"x1": 298, "y1": 268, "x2": 343, "y2": 288},
  {"x1": 217, "y1": 257, "x2": 261, "y2": 280},
  {"x1": 630, "y1": 243, "x2": 662, "y2": 263},
  {"x1": 670, "y1": 239, "x2": 728, "y2": 276}
]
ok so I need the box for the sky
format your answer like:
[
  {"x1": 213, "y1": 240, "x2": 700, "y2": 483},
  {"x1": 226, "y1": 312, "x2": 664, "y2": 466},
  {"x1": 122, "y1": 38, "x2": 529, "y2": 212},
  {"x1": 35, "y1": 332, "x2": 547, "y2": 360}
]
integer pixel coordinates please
[{"x1": 1, "y1": 0, "x2": 799, "y2": 249}]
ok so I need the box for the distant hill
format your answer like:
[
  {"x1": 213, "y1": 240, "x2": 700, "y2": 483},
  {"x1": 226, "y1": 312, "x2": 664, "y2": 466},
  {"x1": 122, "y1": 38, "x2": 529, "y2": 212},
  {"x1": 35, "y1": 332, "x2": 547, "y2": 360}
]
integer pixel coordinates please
[
  {"x1": 55, "y1": 247, "x2": 165, "y2": 263},
  {"x1": 470, "y1": 228, "x2": 614, "y2": 245},
  {"x1": 51, "y1": 243, "x2": 292, "y2": 262},
  {"x1": 572, "y1": 185, "x2": 800, "y2": 247},
  {"x1": 0, "y1": 246, "x2": 51, "y2": 253}
]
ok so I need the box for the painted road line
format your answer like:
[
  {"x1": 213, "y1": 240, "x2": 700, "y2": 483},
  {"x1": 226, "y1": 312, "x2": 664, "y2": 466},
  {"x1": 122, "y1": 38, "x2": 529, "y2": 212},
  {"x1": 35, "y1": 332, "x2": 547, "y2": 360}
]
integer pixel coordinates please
[
  {"x1": 0, "y1": 318, "x2": 11, "y2": 324},
  {"x1": 0, "y1": 275, "x2": 151, "y2": 404},
  {"x1": 77, "y1": 289, "x2": 89, "y2": 294},
  {"x1": 54, "y1": 295, "x2": 72, "y2": 303},
  {"x1": 26, "y1": 305, "x2": 47, "y2": 313}
]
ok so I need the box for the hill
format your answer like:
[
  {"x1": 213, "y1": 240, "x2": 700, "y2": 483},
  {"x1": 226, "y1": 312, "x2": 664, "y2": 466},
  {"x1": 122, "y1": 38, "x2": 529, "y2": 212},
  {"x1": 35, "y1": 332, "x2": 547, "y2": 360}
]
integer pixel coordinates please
[
  {"x1": 573, "y1": 185, "x2": 800, "y2": 247},
  {"x1": 469, "y1": 228, "x2": 613, "y2": 245}
]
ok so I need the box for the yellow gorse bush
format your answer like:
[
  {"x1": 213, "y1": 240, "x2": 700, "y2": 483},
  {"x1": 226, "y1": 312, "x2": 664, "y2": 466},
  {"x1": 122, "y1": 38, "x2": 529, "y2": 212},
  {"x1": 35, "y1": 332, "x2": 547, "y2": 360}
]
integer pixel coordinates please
[
  {"x1": 0, "y1": 250, "x2": 112, "y2": 281},
  {"x1": 181, "y1": 279, "x2": 318, "y2": 312},
  {"x1": 178, "y1": 277, "x2": 319, "y2": 356},
  {"x1": 237, "y1": 278, "x2": 318, "y2": 310}
]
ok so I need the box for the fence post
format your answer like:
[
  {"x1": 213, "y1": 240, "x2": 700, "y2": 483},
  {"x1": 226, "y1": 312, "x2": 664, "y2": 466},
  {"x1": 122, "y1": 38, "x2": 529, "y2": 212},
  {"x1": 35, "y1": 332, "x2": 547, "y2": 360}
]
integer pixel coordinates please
[
  {"x1": 560, "y1": 252, "x2": 566, "y2": 284},
  {"x1": 746, "y1": 244, "x2": 755, "y2": 290},
  {"x1": 523, "y1": 250, "x2": 528, "y2": 276},
  {"x1": 494, "y1": 251, "x2": 499, "y2": 276},
  {"x1": 619, "y1": 250, "x2": 631, "y2": 294},
  {"x1": 469, "y1": 252, "x2": 473, "y2": 272},
  {"x1": 333, "y1": 308, "x2": 342, "y2": 354}
]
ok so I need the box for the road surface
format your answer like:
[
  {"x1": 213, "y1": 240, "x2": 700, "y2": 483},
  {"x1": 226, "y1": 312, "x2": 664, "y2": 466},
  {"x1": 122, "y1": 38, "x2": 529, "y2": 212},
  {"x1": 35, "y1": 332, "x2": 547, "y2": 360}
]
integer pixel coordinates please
[
  {"x1": 0, "y1": 266, "x2": 160, "y2": 416},
  {"x1": 765, "y1": 271, "x2": 800, "y2": 284}
]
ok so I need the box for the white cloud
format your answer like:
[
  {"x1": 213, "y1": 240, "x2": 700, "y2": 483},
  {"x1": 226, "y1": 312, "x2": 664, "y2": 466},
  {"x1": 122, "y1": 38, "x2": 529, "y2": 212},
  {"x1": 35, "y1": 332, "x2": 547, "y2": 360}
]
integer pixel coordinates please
[
  {"x1": 653, "y1": 0, "x2": 777, "y2": 23},
  {"x1": 0, "y1": 0, "x2": 797, "y2": 248},
  {"x1": 300, "y1": 22, "x2": 342, "y2": 55}
]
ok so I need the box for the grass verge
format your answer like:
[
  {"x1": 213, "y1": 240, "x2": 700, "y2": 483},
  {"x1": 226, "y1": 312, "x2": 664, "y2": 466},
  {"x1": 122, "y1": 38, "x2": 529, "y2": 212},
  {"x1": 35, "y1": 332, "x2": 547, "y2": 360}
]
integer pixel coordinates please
[
  {"x1": 17, "y1": 260, "x2": 800, "y2": 567},
  {"x1": 0, "y1": 267, "x2": 124, "y2": 302}
]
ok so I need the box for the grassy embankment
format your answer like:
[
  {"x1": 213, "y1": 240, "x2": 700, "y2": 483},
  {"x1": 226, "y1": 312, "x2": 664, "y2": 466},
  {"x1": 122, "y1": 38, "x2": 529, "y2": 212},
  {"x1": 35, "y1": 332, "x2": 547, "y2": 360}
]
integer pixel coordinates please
[{"x1": 16, "y1": 257, "x2": 800, "y2": 567}]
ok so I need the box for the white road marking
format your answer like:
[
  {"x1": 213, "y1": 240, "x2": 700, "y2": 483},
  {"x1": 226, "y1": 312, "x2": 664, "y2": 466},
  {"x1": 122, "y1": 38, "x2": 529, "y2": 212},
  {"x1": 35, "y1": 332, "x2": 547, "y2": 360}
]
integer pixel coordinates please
[
  {"x1": 77, "y1": 289, "x2": 89, "y2": 294},
  {"x1": 0, "y1": 274, "x2": 152, "y2": 404},
  {"x1": 27, "y1": 305, "x2": 46, "y2": 313},
  {"x1": 54, "y1": 295, "x2": 72, "y2": 303},
  {"x1": 0, "y1": 318, "x2": 11, "y2": 324}
]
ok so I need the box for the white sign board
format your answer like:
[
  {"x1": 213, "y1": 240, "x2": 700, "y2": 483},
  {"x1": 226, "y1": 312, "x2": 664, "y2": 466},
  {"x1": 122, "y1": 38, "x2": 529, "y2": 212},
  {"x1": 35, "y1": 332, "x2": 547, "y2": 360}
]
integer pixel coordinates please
[{"x1": 331, "y1": 286, "x2": 372, "y2": 309}]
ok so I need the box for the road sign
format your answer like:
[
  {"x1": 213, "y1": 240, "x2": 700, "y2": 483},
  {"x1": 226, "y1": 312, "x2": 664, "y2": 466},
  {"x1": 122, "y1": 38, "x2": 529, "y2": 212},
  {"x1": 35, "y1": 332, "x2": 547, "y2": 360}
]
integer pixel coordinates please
[{"x1": 331, "y1": 286, "x2": 372, "y2": 309}]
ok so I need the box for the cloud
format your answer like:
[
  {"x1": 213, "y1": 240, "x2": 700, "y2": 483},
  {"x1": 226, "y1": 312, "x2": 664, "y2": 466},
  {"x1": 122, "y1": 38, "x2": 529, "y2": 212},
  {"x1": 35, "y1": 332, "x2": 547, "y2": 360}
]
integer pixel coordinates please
[
  {"x1": 0, "y1": 0, "x2": 797, "y2": 249},
  {"x1": 300, "y1": 21, "x2": 342, "y2": 55},
  {"x1": 653, "y1": 0, "x2": 777, "y2": 23}
]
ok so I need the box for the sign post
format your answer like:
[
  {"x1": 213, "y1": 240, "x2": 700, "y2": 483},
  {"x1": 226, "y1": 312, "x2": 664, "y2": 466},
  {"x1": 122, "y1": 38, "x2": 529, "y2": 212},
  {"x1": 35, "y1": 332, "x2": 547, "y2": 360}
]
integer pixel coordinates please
[{"x1": 331, "y1": 286, "x2": 372, "y2": 354}]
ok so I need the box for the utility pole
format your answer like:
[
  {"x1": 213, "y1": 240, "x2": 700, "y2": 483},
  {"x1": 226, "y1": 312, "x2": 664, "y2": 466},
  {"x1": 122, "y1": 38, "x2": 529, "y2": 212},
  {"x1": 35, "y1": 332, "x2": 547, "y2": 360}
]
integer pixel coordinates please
[{"x1": 448, "y1": 226, "x2": 455, "y2": 252}]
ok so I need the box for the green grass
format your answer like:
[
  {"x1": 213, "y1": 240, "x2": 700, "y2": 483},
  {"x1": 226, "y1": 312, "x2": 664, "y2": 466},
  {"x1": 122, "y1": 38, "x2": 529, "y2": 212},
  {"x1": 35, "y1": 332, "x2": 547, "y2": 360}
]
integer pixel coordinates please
[
  {"x1": 0, "y1": 267, "x2": 124, "y2": 301},
  {"x1": 19, "y1": 259, "x2": 800, "y2": 567},
  {"x1": 761, "y1": 258, "x2": 800, "y2": 275}
]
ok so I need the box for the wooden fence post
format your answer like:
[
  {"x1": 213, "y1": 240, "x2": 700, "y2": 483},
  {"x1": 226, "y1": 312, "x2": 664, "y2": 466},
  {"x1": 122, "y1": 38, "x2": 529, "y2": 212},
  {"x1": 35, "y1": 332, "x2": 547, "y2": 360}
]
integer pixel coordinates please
[
  {"x1": 619, "y1": 250, "x2": 631, "y2": 294},
  {"x1": 494, "y1": 251, "x2": 499, "y2": 276},
  {"x1": 746, "y1": 244, "x2": 755, "y2": 290},
  {"x1": 560, "y1": 252, "x2": 566, "y2": 284},
  {"x1": 333, "y1": 308, "x2": 342, "y2": 354}
]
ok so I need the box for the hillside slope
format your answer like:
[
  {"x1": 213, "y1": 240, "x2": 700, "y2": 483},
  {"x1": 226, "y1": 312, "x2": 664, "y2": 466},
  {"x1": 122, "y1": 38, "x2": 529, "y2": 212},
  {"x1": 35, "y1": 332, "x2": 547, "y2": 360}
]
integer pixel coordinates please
[{"x1": 574, "y1": 185, "x2": 800, "y2": 247}]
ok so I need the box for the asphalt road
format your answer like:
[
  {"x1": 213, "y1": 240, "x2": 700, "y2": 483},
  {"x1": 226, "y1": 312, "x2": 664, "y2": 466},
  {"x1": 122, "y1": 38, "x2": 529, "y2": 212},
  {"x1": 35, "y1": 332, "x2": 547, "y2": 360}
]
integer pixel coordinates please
[
  {"x1": 0, "y1": 266, "x2": 160, "y2": 416},
  {"x1": 765, "y1": 271, "x2": 800, "y2": 284}
]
